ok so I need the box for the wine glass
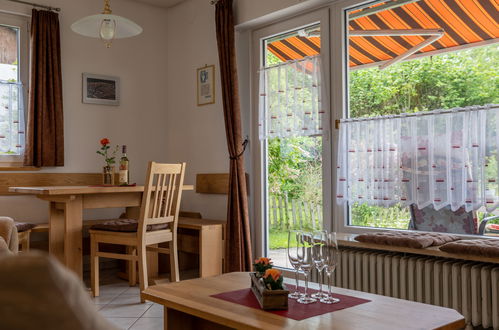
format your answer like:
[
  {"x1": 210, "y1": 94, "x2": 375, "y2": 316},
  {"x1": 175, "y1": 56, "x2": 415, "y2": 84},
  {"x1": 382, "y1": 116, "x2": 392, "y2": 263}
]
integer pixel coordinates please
[
  {"x1": 321, "y1": 232, "x2": 340, "y2": 304},
  {"x1": 297, "y1": 232, "x2": 317, "y2": 304},
  {"x1": 287, "y1": 230, "x2": 302, "y2": 299},
  {"x1": 311, "y1": 230, "x2": 328, "y2": 299}
]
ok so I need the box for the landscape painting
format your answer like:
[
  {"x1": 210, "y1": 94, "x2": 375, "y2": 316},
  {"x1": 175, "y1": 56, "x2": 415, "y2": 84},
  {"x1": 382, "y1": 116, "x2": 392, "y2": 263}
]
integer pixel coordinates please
[{"x1": 83, "y1": 73, "x2": 120, "y2": 106}]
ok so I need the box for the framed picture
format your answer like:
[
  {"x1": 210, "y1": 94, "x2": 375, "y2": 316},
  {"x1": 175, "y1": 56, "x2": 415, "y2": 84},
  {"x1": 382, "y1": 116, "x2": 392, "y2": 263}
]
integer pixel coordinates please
[
  {"x1": 197, "y1": 65, "x2": 215, "y2": 106},
  {"x1": 82, "y1": 73, "x2": 120, "y2": 106}
]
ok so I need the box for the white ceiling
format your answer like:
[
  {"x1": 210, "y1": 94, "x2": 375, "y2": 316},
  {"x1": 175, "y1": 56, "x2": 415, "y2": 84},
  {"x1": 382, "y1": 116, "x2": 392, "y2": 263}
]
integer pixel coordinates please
[{"x1": 132, "y1": 0, "x2": 186, "y2": 8}]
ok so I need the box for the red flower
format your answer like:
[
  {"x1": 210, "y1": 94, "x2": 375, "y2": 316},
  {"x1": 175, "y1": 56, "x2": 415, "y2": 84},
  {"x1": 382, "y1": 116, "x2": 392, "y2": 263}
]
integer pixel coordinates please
[{"x1": 100, "y1": 138, "x2": 110, "y2": 146}]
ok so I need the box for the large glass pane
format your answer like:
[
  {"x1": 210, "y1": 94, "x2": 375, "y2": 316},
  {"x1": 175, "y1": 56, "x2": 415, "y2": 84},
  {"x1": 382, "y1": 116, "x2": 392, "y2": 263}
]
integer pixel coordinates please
[
  {"x1": 0, "y1": 24, "x2": 22, "y2": 156},
  {"x1": 345, "y1": 0, "x2": 499, "y2": 234},
  {"x1": 263, "y1": 24, "x2": 323, "y2": 268}
]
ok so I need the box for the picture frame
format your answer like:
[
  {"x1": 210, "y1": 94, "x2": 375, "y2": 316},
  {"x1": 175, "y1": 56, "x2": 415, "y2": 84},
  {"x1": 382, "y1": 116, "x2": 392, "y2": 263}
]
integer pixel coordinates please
[
  {"x1": 197, "y1": 65, "x2": 215, "y2": 106},
  {"x1": 82, "y1": 73, "x2": 120, "y2": 106}
]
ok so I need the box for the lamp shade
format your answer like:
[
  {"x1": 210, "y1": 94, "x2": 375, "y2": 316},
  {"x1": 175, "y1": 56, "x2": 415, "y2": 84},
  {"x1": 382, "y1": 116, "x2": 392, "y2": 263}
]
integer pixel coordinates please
[{"x1": 71, "y1": 14, "x2": 142, "y2": 39}]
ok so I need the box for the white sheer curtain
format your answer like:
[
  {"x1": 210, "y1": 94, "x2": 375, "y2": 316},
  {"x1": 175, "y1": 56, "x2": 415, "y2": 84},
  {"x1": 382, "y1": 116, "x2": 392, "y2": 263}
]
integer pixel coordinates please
[
  {"x1": 0, "y1": 82, "x2": 25, "y2": 155},
  {"x1": 336, "y1": 104, "x2": 499, "y2": 213},
  {"x1": 259, "y1": 56, "x2": 323, "y2": 140}
]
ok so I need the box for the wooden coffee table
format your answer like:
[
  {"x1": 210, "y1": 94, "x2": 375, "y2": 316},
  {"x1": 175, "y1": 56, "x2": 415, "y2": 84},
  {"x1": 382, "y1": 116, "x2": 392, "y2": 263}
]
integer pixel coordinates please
[{"x1": 142, "y1": 272, "x2": 465, "y2": 330}]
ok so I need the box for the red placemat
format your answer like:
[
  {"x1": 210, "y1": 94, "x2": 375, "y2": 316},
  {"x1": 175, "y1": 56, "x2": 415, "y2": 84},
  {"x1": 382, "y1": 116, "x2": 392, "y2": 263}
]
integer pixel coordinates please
[{"x1": 211, "y1": 284, "x2": 370, "y2": 321}]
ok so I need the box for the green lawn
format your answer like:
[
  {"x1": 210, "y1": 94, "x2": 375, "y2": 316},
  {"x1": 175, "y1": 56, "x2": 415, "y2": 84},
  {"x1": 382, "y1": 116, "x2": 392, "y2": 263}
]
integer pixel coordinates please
[{"x1": 269, "y1": 230, "x2": 291, "y2": 250}]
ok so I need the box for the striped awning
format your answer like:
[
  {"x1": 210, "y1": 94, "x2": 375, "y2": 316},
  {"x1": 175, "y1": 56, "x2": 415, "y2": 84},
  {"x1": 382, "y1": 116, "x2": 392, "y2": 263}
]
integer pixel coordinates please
[{"x1": 267, "y1": 0, "x2": 498, "y2": 69}]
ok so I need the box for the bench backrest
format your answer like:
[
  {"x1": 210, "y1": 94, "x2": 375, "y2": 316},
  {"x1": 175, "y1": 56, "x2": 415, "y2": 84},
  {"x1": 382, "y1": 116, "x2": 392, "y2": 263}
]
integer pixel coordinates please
[{"x1": 0, "y1": 173, "x2": 117, "y2": 195}]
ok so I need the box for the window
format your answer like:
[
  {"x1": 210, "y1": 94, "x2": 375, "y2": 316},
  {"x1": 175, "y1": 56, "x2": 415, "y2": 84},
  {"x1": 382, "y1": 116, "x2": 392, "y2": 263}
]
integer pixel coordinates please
[
  {"x1": 252, "y1": 10, "x2": 330, "y2": 268},
  {"x1": 337, "y1": 0, "x2": 499, "y2": 236},
  {"x1": 0, "y1": 13, "x2": 28, "y2": 164},
  {"x1": 250, "y1": 0, "x2": 499, "y2": 263}
]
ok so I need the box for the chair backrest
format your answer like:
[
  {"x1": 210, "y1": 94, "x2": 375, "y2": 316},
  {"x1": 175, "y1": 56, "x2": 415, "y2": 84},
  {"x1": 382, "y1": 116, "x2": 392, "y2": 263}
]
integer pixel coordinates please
[
  {"x1": 138, "y1": 162, "x2": 186, "y2": 236},
  {"x1": 408, "y1": 204, "x2": 477, "y2": 235}
]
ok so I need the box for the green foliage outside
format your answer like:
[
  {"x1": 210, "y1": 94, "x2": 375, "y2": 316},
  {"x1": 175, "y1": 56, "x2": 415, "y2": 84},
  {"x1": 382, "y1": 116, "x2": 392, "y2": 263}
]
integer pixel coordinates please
[{"x1": 268, "y1": 44, "x2": 499, "y2": 249}]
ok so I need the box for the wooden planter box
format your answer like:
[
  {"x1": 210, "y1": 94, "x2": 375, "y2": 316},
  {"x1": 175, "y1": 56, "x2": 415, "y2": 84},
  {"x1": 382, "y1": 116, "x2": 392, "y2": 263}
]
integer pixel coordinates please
[{"x1": 250, "y1": 273, "x2": 289, "y2": 310}]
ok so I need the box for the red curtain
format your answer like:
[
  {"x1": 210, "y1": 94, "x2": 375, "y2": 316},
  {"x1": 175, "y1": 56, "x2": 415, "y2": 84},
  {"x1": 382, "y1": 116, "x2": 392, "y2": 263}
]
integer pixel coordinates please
[
  {"x1": 24, "y1": 9, "x2": 64, "y2": 167},
  {"x1": 215, "y1": 0, "x2": 253, "y2": 272}
]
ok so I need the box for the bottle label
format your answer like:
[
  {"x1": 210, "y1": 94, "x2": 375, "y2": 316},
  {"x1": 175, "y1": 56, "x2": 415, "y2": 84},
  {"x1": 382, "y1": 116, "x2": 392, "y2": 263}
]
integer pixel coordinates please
[{"x1": 119, "y1": 170, "x2": 128, "y2": 185}]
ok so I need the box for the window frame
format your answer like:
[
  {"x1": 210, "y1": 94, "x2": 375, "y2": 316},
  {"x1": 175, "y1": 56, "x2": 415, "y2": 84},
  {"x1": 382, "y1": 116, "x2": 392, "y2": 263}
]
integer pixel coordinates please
[
  {"x1": 332, "y1": 0, "x2": 422, "y2": 235},
  {"x1": 331, "y1": 0, "x2": 499, "y2": 237},
  {"x1": 250, "y1": 8, "x2": 332, "y2": 265},
  {"x1": 248, "y1": 0, "x2": 497, "y2": 246},
  {"x1": 0, "y1": 12, "x2": 29, "y2": 166}
]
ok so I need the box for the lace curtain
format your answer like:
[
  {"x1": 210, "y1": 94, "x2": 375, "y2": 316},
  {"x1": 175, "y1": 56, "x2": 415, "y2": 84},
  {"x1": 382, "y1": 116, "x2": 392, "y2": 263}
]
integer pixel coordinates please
[
  {"x1": 0, "y1": 82, "x2": 25, "y2": 155},
  {"x1": 336, "y1": 104, "x2": 499, "y2": 213},
  {"x1": 259, "y1": 56, "x2": 323, "y2": 140}
]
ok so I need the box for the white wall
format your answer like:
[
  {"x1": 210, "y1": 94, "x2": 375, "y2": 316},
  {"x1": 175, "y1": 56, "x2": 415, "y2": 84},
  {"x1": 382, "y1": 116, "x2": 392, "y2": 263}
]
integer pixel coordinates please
[
  {"x1": 0, "y1": 0, "x2": 312, "y2": 223},
  {"x1": 0, "y1": 0, "x2": 170, "y2": 222},
  {"x1": 164, "y1": 0, "x2": 309, "y2": 221}
]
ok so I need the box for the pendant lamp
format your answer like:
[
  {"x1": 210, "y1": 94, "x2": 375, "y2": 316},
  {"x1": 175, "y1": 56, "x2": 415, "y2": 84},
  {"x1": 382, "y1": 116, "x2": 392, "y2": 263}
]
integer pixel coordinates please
[{"x1": 71, "y1": 0, "x2": 142, "y2": 48}]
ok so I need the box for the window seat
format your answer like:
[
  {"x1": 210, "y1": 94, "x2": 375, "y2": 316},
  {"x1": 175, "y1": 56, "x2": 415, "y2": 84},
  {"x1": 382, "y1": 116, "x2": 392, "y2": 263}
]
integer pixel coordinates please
[{"x1": 337, "y1": 233, "x2": 499, "y2": 264}]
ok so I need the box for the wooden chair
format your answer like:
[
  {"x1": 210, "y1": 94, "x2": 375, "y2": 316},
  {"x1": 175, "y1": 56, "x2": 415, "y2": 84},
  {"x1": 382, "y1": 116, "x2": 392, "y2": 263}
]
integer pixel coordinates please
[
  {"x1": 89, "y1": 162, "x2": 186, "y2": 302},
  {"x1": 408, "y1": 204, "x2": 499, "y2": 235},
  {"x1": 15, "y1": 222, "x2": 36, "y2": 252}
]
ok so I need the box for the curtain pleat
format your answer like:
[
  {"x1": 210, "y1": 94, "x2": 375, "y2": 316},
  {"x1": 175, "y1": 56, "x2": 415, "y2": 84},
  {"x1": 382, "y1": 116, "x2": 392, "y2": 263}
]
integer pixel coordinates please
[
  {"x1": 215, "y1": 0, "x2": 253, "y2": 272},
  {"x1": 337, "y1": 105, "x2": 499, "y2": 213},
  {"x1": 24, "y1": 9, "x2": 64, "y2": 167}
]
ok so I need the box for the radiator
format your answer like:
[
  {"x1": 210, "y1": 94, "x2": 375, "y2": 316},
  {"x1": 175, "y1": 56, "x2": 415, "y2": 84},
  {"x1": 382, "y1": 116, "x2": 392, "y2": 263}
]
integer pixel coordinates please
[{"x1": 332, "y1": 248, "x2": 499, "y2": 330}]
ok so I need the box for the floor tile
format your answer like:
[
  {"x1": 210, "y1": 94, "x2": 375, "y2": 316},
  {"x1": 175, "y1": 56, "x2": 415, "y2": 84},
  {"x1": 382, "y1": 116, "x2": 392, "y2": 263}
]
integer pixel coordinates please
[
  {"x1": 99, "y1": 283, "x2": 130, "y2": 295},
  {"x1": 121, "y1": 286, "x2": 141, "y2": 295},
  {"x1": 99, "y1": 303, "x2": 152, "y2": 318},
  {"x1": 141, "y1": 304, "x2": 163, "y2": 318},
  {"x1": 105, "y1": 317, "x2": 138, "y2": 330},
  {"x1": 129, "y1": 317, "x2": 163, "y2": 330},
  {"x1": 92, "y1": 294, "x2": 120, "y2": 305},
  {"x1": 109, "y1": 294, "x2": 152, "y2": 305}
]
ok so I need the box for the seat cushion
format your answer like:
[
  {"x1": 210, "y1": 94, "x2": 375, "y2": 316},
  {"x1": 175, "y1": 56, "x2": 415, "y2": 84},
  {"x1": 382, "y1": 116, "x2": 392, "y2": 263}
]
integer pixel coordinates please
[
  {"x1": 15, "y1": 222, "x2": 36, "y2": 233},
  {"x1": 90, "y1": 218, "x2": 168, "y2": 232},
  {"x1": 439, "y1": 239, "x2": 499, "y2": 258},
  {"x1": 355, "y1": 231, "x2": 461, "y2": 249}
]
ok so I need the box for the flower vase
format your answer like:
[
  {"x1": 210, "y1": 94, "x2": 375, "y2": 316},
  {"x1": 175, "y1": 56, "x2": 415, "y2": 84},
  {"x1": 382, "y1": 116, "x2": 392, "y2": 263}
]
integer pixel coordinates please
[{"x1": 103, "y1": 166, "x2": 115, "y2": 185}]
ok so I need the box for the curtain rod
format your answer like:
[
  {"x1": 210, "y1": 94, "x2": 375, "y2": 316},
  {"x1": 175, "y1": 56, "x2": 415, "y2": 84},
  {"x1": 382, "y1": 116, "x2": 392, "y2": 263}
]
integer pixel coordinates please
[
  {"x1": 336, "y1": 104, "x2": 498, "y2": 128},
  {"x1": 4, "y1": 0, "x2": 60, "y2": 12}
]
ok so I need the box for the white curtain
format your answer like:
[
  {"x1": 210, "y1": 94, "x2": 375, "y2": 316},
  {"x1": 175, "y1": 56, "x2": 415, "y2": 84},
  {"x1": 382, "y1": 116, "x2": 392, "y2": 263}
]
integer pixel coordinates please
[
  {"x1": 336, "y1": 104, "x2": 499, "y2": 213},
  {"x1": 0, "y1": 82, "x2": 24, "y2": 155},
  {"x1": 259, "y1": 56, "x2": 323, "y2": 140}
]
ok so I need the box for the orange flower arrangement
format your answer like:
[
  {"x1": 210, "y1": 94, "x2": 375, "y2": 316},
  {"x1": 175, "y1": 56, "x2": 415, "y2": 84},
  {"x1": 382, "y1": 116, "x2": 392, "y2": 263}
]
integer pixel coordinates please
[
  {"x1": 263, "y1": 268, "x2": 284, "y2": 290},
  {"x1": 253, "y1": 257, "x2": 273, "y2": 275}
]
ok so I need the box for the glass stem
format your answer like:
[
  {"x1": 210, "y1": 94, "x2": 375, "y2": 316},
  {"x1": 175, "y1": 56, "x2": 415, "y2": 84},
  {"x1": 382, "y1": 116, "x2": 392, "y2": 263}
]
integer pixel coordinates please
[
  {"x1": 304, "y1": 272, "x2": 309, "y2": 297},
  {"x1": 294, "y1": 269, "x2": 300, "y2": 293},
  {"x1": 318, "y1": 270, "x2": 323, "y2": 294},
  {"x1": 327, "y1": 272, "x2": 332, "y2": 296}
]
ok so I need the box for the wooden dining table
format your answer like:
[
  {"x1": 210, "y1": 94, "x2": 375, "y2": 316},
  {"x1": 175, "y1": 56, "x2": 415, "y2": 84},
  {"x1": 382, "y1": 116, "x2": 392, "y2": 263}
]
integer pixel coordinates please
[
  {"x1": 142, "y1": 272, "x2": 466, "y2": 330},
  {"x1": 8, "y1": 185, "x2": 193, "y2": 278}
]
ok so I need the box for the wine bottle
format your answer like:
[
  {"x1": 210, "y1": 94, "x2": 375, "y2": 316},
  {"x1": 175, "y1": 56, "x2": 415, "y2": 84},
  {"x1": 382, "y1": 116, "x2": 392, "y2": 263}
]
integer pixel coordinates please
[{"x1": 119, "y1": 145, "x2": 129, "y2": 185}]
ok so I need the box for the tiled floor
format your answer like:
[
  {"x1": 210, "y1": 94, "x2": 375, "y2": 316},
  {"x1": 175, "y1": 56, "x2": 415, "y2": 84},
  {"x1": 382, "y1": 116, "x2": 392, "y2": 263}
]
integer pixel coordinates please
[
  {"x1": 87, "y1": 269, "x2": 198, "y2": 330},
  {"x1": 92, "y1": 280, "x2": 164, "y2": 330}
]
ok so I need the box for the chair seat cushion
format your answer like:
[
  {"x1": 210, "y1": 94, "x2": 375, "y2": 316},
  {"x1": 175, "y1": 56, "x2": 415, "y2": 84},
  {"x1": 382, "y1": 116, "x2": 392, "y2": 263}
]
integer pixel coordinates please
[
  {"x1": 90, "y1": 219, "x2": 168, "y2": 233},
  {"x1": 15, "y1": 222, "x2": 36, "y2": 233},
  {"x1": 439, "y1": 239, "x2": 499, "y2": 258},
  {"x1": 355, "y1": 231, "x2": 461, "y2": 249}
]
